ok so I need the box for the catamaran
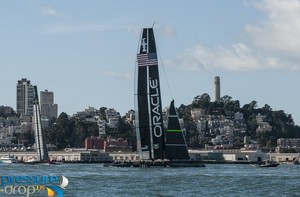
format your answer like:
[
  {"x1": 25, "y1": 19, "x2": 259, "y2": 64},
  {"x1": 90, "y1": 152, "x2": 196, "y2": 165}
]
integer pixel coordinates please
[
  {"x1": 113, "y1": 27, "x2": 204, "y2": 167},
  {"x1": 24, "y1": 86, "x2": 62, "y2": 165}
]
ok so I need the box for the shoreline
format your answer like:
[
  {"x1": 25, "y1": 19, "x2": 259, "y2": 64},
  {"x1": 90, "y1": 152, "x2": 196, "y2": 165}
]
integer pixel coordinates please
[{"x1": 1, "y1": 150, "x2": 299, "y2": 165}]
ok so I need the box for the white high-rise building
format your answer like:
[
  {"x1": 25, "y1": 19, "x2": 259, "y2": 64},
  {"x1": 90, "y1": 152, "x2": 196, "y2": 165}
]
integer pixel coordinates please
[{"x1": 16, "y1": 78, "x2": 35, "y2": 115}]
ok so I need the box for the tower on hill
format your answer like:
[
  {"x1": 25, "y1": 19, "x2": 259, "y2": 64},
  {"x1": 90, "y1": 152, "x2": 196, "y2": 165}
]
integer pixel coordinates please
[{"x1": 214, "y1": 76, "x2": 220, "y2": 103}]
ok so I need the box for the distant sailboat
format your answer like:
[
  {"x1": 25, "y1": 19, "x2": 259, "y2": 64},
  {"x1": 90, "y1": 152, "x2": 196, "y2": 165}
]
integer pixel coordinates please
[
  {"x1": 25, "y1": 86, "x2": 49, "y2": 164},
  {"x1": 33, "y1": 85, "x2": 49, "y2": 161}
]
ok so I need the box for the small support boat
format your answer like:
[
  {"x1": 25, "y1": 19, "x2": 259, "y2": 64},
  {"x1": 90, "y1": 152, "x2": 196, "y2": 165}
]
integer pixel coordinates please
[{"x1": 258, "y1": 160, "x2": 279, "y2": 167}]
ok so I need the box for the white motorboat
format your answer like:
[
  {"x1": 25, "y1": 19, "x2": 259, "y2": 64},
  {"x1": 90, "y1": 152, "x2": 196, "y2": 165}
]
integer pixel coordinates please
[{"x1": 0, "y1": 154, "x2": 18, "y2": 164}]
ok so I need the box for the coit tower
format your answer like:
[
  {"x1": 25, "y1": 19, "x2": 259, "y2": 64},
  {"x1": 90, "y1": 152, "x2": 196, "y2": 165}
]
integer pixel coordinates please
[{"x1": 214, "y1": 76, "x2": 220, "y2": 102}]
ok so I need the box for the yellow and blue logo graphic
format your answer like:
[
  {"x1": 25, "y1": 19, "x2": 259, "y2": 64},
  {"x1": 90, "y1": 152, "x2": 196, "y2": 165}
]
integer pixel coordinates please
[
  {"x1": 0, "y1": 175, "x2": 69, "y2": 197},
  {"x1": 46, "y1": 176, "x2": 68, "y2": 197}
]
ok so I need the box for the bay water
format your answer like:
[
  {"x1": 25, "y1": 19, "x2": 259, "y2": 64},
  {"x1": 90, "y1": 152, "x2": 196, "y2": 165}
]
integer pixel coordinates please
[{"x1": 1, "y1": 163, "x2": 300, "y2": 197}]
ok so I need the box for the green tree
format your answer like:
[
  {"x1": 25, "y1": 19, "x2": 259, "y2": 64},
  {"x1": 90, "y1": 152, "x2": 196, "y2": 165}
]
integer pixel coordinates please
[
  {"x1": 45, "y1": 112, "x2": 74, "y2": 149},
  {"x1": 192, "y1": 93, "x2": 211, "y2": 109}
]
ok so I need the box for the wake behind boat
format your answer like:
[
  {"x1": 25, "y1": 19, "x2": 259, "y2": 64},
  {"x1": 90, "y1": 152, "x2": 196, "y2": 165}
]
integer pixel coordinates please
[
  {"x1": 24, "y1": 157, "x2": 63, "y2": 165},
  {"x1": 23, "y1": 156, "x2": 41, "y2": 164}
]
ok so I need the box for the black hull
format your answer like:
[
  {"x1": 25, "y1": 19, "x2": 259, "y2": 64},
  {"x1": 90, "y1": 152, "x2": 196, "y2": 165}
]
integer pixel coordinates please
[
  {"x1": 256, "y1": 160, "x2": 280, "y2": 167},
  {"x1": 258, "y1": 163, "x2": 279, "y2": 167},
  {"x1": 111, "y1": 160, "x2": 205, "y2": 168},
  {"x1": 168, "y1": 161, "x2": 205, "y2": 168},
  {"x1": 22, "y1": 161, "x2": 64, "y2": 165}
]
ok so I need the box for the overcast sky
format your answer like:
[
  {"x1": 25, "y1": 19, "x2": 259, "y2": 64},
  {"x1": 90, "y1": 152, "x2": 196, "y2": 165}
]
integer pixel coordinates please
[{"x1": 1, "y1": 0, "x2": 300, "y2": 125}]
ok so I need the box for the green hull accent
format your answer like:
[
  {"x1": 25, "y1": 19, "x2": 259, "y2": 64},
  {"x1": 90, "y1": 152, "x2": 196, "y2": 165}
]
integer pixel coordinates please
[{"x1": 167, "y1": 130, "x2": 182, "y2": 132}]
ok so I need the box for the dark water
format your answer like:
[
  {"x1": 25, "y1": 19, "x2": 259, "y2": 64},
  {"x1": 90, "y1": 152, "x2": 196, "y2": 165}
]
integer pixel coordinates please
[{"x1": 1, "y1": 163, "x2": 300, "y2": 197}]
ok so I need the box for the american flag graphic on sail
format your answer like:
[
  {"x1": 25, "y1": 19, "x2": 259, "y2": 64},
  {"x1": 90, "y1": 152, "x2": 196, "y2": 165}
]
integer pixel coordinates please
[{"x1": 137, "y1": 53, "x2": 158, "y2": 66}]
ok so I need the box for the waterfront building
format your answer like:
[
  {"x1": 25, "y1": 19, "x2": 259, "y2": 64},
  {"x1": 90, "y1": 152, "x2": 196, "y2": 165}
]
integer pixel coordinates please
[
  {"x1": 79, "y1": 150, "x2": 112, "y2": 162},
  {"x1": 0, "y1": 150, "x2": 112, "y2": 163},
  {"x1": 189, "y1": 148, "x2": 267, "y2": 163},
  {"x1": 85, "y1": 137, "x2": 105, "y2": 149},
  {"x1": 40, "y1": 89, "x2": 58, "y2": 119},
  {"x1": 214, "y1": 76, "x2": 220, "y2": 103},
  {"x1": 268, "y1": 152, "x2": 300, "y2": 163},
  {"x1": 16, "y1": 78, "x2": 35, "y2": 115},
  {"x1": 222, "y1": 149, "x2": 266, "y2": 162},
  {"x1": 104, "y1": 138, "x2": 131, "y2": 152},
  {"x1": 110, "y1": 152, "x2": 139, "y2": 161},
  {"x1": 84, "y1": 136, "x2": 132, "y2": 152}
]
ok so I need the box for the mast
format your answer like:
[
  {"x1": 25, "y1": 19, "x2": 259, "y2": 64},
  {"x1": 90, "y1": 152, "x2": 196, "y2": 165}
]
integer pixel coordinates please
[
  {"x1": 165, "y1": 100, "x2": 190, "y2": 160},
  {"x1": 135, "y1": 28, "x2": 165, "y2": 160},
  {"x1": 33, "y1": 86, "x2": 49, "y2": 161}
]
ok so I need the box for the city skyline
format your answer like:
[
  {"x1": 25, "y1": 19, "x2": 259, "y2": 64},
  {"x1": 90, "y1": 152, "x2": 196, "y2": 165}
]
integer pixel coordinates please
[{"x1": 1, "y1": 1, "x2": 300, "y2": 125}]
